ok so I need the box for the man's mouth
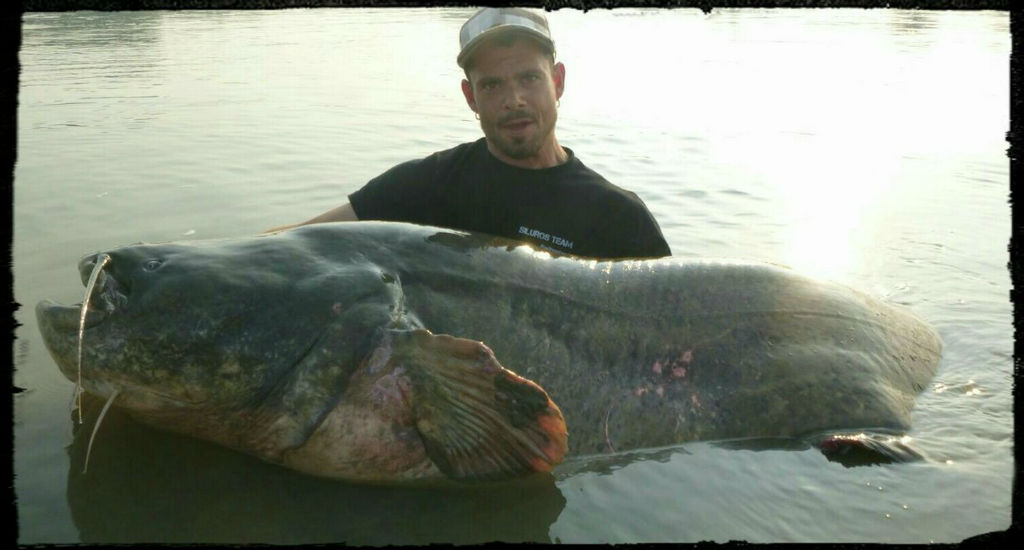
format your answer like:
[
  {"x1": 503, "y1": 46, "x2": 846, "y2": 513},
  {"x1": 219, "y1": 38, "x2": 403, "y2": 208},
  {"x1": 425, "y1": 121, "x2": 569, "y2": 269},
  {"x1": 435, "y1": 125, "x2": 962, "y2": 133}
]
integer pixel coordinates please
[{"x1": 499, "y1": 115, "x2": 535, "y2": 132}]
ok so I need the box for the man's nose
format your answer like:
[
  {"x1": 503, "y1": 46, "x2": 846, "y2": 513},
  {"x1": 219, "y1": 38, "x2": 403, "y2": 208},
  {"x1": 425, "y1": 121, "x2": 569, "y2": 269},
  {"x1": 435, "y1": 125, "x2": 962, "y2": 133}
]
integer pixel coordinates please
[{"x1": 503, "y1": 83, "x2": 527, "y2": 109}]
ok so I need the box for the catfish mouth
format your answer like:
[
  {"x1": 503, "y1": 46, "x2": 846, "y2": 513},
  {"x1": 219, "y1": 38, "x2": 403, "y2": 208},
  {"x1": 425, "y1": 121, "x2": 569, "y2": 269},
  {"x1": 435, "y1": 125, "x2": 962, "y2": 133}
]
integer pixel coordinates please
[{"x1": 38, "y1": 254, "x2": 129, "y2": 333}]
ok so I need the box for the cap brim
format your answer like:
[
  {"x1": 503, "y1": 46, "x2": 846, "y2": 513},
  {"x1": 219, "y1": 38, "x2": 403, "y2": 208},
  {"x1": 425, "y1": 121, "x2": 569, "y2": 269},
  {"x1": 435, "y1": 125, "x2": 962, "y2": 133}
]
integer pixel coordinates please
[{"x1": 457, "y1": 26, "x2": 554, "y2": 68}]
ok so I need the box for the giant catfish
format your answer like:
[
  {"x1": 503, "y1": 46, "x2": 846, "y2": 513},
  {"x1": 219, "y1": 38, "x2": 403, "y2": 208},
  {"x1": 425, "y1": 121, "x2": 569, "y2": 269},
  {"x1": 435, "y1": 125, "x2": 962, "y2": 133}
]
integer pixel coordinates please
[{"x1": 36, "y1": 222, "x2": 942, "y2": 482}]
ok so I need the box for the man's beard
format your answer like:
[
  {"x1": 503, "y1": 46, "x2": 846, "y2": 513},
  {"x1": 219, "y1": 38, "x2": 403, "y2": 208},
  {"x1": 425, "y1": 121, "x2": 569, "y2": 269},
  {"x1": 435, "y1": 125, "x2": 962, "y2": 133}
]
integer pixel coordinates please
[
  {"x1": 483, "y1": 110, "x2": 556, "y2": 161},
  {"x1": 495, "y1": 132, "x2": 541, "y2": 159}
]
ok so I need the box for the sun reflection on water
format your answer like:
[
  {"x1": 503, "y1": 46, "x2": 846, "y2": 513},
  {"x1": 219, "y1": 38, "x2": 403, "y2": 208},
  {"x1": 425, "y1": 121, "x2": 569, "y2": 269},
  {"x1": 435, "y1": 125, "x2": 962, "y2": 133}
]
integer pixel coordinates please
[{"x1": 750, "y1": 133, "x2": 901, "y2": 282}]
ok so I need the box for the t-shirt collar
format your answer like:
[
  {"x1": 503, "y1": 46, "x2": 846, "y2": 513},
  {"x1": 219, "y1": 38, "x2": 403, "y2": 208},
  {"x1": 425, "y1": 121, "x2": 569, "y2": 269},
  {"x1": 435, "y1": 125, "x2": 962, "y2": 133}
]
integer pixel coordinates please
[{"x1": 478, "y1": 137, "x2": 575, "y2": 172}]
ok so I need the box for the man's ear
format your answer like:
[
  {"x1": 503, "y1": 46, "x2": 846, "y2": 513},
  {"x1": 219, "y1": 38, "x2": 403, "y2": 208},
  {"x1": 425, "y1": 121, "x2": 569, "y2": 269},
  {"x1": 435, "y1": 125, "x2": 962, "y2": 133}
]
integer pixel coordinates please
[
  {"x1": 461, "y1": 79, "x2": 478, "y2": 114},
  {"x1": 553, "y1": 62, "x2": 565, "y2": 100}
]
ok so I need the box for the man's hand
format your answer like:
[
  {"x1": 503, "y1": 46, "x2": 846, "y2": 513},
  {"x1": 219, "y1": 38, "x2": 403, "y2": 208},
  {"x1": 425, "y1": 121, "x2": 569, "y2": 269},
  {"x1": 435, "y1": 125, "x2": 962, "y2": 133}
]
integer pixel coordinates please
[
  {"x1": 263, "y1": 222, "x2": 301, "y2": 234},
  {"x1": 264, "y1": 203, "x2": 360, "y2": 234}
]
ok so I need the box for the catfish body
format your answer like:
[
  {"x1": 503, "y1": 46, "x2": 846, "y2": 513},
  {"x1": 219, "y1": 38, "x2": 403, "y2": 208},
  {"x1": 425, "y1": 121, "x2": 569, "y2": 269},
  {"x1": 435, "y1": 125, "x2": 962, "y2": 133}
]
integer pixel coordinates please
[{"x1": 36, "y1": 222, "x2": 942, "y2": 481}]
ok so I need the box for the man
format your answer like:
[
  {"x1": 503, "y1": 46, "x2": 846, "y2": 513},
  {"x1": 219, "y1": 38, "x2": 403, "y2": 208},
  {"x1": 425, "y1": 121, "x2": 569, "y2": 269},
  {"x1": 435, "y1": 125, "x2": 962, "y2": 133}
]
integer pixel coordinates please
[{"x1": 271, "y1": 7, "x2": 670, "y2": 259}]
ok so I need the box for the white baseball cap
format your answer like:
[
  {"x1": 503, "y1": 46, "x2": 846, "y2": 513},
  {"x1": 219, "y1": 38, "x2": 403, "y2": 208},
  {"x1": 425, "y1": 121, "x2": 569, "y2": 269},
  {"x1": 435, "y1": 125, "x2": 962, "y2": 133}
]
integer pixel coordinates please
[{"x1": 457, "y1": 7, "x2": 555, "y2": 69}]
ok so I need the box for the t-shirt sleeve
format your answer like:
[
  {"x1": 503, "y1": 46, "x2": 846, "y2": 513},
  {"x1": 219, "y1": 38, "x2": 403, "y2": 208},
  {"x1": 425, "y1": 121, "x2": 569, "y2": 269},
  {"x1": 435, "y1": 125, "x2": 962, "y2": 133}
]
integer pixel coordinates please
[
  {"x1": 348, "y1": 155, "x2": 439, "y2": 223},
  {"x1": 625, "y1": 200, "x2": 672, "y2": 258}
]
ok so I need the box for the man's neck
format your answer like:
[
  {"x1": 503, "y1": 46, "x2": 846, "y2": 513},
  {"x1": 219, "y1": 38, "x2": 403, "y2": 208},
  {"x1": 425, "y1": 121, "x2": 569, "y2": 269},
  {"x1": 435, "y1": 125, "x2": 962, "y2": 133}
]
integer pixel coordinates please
[{"x1": 486, "y1": 139, "x2": 569, "y2": 170}]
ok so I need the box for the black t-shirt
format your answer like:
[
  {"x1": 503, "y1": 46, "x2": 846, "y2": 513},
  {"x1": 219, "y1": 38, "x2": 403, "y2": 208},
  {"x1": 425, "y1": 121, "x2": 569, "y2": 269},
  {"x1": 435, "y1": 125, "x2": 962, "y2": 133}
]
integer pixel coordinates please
[{"x1": 348, "y1": 138, "x2": 671, "y2": 259}]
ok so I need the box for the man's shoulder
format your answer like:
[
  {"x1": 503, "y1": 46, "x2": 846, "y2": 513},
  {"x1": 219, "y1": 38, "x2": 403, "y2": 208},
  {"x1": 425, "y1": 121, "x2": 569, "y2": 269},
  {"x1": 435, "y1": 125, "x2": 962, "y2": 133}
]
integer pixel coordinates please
[
  {"x1": 425, "y1": 138, "x2": 488, "y2": 164},
  {"x1": 560, "y1": 154, "x2": 644, "y2": 205},
  {"x1": 558, "y1": 150, "x2": 615, "y2": 186},
  {"x1": 371, "y1": 139, "x2": 485, "y2": 181}
]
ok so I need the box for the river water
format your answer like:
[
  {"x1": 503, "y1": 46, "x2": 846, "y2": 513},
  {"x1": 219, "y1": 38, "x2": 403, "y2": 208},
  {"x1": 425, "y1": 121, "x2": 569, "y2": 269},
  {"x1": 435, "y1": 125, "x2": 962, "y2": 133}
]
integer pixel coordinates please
[{"x1": 14, "y1": 8, "x2": 1011, "y2": 544}]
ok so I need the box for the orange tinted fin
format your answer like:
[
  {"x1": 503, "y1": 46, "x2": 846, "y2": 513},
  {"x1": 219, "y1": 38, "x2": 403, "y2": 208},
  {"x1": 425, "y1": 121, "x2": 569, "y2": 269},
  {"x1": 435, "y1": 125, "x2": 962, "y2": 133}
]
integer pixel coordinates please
[{"x1": 384, "y1": 329, "x2": 568, "y2": 481}]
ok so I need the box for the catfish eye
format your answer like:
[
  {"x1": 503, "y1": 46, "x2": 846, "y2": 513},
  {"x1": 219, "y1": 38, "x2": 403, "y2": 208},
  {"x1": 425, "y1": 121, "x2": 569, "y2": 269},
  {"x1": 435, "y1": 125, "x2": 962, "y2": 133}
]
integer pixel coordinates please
[{"x1": 144, "y1": 259, "x2": 163, "y2": 271}]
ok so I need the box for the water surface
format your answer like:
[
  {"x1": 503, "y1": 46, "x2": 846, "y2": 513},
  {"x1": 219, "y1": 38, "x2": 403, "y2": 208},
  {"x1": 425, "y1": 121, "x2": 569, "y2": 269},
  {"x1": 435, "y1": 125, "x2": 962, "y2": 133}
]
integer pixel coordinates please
[{"x1": 14, "y1": 8, "x2": 1011, "y2": 544}]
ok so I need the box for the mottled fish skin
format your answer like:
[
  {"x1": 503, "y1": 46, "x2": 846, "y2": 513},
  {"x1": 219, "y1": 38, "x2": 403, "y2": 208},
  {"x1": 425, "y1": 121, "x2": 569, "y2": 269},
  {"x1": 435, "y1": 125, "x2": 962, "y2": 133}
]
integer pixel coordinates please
[
  {"x1": 35, "y1": 221, "x2": 942, "y2": 481},
  {"x1": 340, "y1": 224, "x2": 941, "y2": 456}
]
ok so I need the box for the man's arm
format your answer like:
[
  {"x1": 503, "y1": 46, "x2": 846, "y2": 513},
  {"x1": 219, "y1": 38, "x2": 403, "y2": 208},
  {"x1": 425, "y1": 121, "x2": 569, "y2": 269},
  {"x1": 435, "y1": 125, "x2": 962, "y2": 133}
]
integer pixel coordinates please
[{"x1": 264, "y1": 203, "x2": 359, "y2": 233}]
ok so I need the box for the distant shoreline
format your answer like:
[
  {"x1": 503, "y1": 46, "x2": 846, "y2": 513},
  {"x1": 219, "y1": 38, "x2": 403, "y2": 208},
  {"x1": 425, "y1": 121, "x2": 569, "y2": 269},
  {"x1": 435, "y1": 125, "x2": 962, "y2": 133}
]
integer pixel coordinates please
[{"x1": 19, "y1": 0, "x2": 1014, "y2": 15}]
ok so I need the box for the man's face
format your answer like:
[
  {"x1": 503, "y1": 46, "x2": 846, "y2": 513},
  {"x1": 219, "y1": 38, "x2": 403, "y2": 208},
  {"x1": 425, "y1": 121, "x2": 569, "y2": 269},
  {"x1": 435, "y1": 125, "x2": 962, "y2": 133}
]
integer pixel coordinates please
[{"x1": 461, "y1": 38, "x2": 565, "y2": 167}]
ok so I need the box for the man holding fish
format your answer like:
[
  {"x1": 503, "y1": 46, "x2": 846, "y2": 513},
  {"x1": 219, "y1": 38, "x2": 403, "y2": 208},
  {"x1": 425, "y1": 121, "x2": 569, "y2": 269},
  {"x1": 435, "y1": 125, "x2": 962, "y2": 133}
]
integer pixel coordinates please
[{"x1": 271, "y1": 7, "x2": 671, "y2": 259}]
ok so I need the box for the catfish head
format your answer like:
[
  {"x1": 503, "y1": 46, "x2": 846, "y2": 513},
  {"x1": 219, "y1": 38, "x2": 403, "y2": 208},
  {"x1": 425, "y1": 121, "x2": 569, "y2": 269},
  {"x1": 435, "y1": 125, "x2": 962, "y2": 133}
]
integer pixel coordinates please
[{"x1": 36, "y1": 231, "x2": 411, "y2": 458}]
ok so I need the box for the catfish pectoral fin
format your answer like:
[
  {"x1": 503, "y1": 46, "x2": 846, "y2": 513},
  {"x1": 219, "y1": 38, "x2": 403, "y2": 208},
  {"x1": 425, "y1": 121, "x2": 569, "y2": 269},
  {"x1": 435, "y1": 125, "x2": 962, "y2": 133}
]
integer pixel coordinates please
[{"x1": 386, "y1": 329, "x2": 568, "y2": 481}]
